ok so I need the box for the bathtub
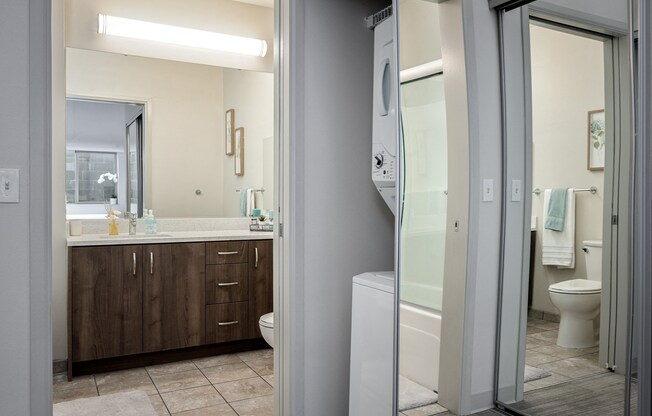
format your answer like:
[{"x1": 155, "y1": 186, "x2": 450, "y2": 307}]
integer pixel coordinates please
[{"x1": 399, "y1": 300, "x2": 442, "y2": 391}]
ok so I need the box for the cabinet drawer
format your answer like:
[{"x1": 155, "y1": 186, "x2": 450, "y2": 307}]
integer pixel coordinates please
[
  {"x1": 206, "y1": 264, "x2": 248, "y2": 304},
  {"x1": 206, "y1": 241, "x2": 248, "y2": 264},
  {"x1": 206, "y1": 302, "x2": 249, "y2": 343}
]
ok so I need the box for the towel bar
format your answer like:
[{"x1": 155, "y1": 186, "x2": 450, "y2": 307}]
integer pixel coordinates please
[
  {"x1": 532, "y1": 186, "x2": 598, "y2": 196},
  {"x1": 236, "y1": 188, "x2": 265, "y2": 193}
]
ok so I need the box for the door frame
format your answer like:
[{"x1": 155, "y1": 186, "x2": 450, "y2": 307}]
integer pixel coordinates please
[{"x1": 492, "y1": 0, "x2": 643, "y2": 415}]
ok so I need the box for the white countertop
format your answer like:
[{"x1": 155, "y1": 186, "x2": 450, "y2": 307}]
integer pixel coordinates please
[{"x1": 67, "y1": 229, "x2": 273, "y2": 247}]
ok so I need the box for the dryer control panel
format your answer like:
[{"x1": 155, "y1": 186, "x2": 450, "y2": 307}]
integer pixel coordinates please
[{"x1": 371, "y1": 147, "x2": 395, "y2": 184}]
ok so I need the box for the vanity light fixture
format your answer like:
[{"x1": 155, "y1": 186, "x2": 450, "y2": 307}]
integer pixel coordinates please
[{"x1": 97, "y1": 14, "x2": 268, "y2": 57}]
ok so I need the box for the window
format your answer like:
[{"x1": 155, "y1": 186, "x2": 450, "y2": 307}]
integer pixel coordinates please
[{"x1": 65, "y1": 150, "x2": 118, "y2": 203}]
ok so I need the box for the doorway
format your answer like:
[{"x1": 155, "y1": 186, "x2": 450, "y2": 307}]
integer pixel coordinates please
[
  {"x1": 494, "y1": 4, "x2": 636, "y2": 415},
  {"x1": 65, "y1": 98, "x2": 145, "y2": 219}
]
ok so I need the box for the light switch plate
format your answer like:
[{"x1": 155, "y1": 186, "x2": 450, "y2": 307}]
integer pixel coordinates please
[
  {"x1": 0, "y1": 168, "x2": 19, "y2": 203},
  {"x1": 483, "y1": 179, "x2": 494, "y2": 202},
  {"x1": 511, "y1": 179, "x2": 522, "y2": 202}
]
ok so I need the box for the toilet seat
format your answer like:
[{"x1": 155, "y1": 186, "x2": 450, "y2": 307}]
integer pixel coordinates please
[
  {"x1": 259, "y1": 312, "x2": 273, "y2": 328},
  {"x1": 549, "y1": 279, "x2": 601, "y2": 295}
]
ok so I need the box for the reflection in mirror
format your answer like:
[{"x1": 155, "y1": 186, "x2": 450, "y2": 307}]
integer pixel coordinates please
[
  {"x1": 65, "y1": 48, "x2": 274, "y2": 219},
  {"x1": 66, "y1": 99, "x2": 144, "y2": 217},
  {"x1": 396, "y1": 0, "x2": 447, "y2": 414},
  {"x1": 496, "y1": 1, "x2": 635, "y2": 414}
]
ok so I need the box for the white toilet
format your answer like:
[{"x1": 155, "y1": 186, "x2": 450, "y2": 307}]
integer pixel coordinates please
[
  {"x1": 259, "y1": 313, "x2": 274, "y2": 348},
  {"x1": 548, "y1": 240, "x2": 602, "y2": 348}
]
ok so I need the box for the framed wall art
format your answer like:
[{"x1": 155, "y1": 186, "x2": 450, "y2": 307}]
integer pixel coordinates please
[
  {"x1": 225, "y1": 109, "x2": 235, "y2": 155},
  {"x1": 587, "y1": 109, "x2": 605, "y2": 171},
  {"x1": 235, "y1": 127, "x2": 244, "y2": 176}
]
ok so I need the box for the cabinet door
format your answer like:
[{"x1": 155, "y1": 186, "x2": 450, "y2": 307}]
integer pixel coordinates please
[
  {"x1": 71, "y1": 245, "x2": 143, "y2": 361},
  {"x1": 249, "y1": 240, "x2": 273, "y2": 338},
  {"x1": 143, "y1": 243, "x2": 205, "y2": 352}
]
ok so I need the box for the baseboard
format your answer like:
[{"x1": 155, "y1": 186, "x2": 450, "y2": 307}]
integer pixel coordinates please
[
  {"x1": 527, "y1": 308, "x2": 560, "y2": 323},
  {"x1": 53, "y1": 359, "x2": 67, "y2": 375},
  {"x1": 71, "y1": 338, "x2": 268, "y2": 378}
]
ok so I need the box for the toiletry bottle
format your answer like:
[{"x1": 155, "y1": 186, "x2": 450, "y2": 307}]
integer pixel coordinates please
[
  {"x1": 144, "y1": 210, "x2": 154, "y2": 235},
  {"x1": 149, "y1": 209, "x2": 158, "y2": 235}
]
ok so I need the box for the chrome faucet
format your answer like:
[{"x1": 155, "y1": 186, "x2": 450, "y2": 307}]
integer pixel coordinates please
[{"x1": 128, "y1": 213, "x2": 137, "y2": 235}]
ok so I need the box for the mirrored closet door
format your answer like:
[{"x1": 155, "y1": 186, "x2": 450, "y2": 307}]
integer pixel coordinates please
[{"x1": 494, "y1": 0, "x2": 638, "y2": 414}]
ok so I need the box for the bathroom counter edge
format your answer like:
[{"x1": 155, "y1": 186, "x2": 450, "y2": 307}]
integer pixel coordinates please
[{"x1": 67, "y1": 230, "x2": 273, "y2": 247}]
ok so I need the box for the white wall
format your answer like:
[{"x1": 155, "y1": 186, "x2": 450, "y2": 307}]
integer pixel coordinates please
[
  {"x1": 437, "y1": 1, "x2": 503, "y2": 414},
  {"x1": 530, "y1": 24, "x2": 605, "y2": 315},
  {"x1": 66, "y1": 0, "x2": 274, "y2": 72},
  {"x1": 285, "y1": 0, "x2": 395, "y2": 413},
  {"x1": 222, "y1": 69, "x2": 275, "y2": 217},
  {"x1": 399, "y1": 0, "x2": 441, "y2": 70},
  {"x1": 67, "y1": 48, "x2": 226, "y2": 219}
]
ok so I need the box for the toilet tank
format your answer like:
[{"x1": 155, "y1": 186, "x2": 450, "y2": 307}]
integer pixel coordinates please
[{"x1": 583, "y1": 240, "x2": 602, "y2": 281}]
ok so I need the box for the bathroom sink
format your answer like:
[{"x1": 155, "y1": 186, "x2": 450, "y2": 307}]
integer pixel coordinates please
[{"x1": 99, "y1": 233, "x2": 172, "y2": 239}]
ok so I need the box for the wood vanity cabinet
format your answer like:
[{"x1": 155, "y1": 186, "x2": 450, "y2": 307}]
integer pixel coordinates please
[
  {"x1": 142, "y1": 243, "x2": 205, "y2": 352},
  {"x1": 71, "y1": 245, "x2": 143, "y2": 361},
  {"x1": 204, "y1": 240, "x2": 273, "y2": 342},
  {"x1": 205, "y1": 241, "x2": 251, "y2": 343},
  {"x1": 249, "y1": 240, "x2": 273, "y2": 338},
  {"x1": 70, "y1": 238, "x2": 272, "y2": 373},
  {"x1": 71, "y1": 243, "x2": 205, "y2": 360}
]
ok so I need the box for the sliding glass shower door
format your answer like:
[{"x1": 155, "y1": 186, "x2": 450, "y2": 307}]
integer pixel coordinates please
[{"x1": 400, "y1": 72, "x2": 447, "y2": 312}]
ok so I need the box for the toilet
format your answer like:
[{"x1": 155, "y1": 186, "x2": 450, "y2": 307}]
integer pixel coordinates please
[
  {"x1": 548, "y1": 240, "x2": 602, "y2": 348},
  {"x1": 259, "y1": 313, "x2": 274, "y2": 347}
]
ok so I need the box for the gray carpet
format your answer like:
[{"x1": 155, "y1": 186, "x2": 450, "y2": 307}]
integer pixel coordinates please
[
  {"x1": 398, "y1": 375, "x2": 439, "y2": 411},
  {"x1": 53, "y1": 391, "x2": 158, "y2": 416},
  {"x1": 524, "y1": 365, "x2": 551, "y2": 383}
]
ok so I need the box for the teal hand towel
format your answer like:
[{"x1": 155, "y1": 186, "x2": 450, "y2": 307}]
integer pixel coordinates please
[
  {"x1": 544, "y1": 188, "x2": 568, "y2": 231},
  {"x1": 239, "y1": 188, "x2": 249, "y2": 217}
]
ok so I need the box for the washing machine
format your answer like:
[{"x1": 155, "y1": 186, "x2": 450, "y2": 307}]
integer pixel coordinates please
[{"x1": 349, "y1": 271, "x2": 395, "y2": 415}]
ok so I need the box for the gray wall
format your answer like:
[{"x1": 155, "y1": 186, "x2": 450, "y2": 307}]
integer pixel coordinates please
[
  {"x1": 0, "y1": 0, "x2": 52, "y2": 414},
  {"x1": 286, "y1": 0, "x2": 395, "y2": 414}
]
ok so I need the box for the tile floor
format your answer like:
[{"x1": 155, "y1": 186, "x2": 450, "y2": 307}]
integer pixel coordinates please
[
  {"x1": 53, "y1": 349, "x2": 274, "y2": 416},
  {"x1": 58, "y1": 324, "x2": 597, "y2": 416},
  {"x1": 400, "y1": 403, "x2": 449, "y2": 416},
  {"x1": 524, "y1": 318, "x2": 607, "y2": 392}
]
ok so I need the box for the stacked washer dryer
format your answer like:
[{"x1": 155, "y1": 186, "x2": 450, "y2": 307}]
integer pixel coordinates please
[{"x1": 349, "y1": 8, "x2": 397, "y2": 416}]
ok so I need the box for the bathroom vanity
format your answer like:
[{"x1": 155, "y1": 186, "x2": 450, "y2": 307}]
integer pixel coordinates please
[{"x1": 66, "y1": 231, "x2": 272, "y2": 379}]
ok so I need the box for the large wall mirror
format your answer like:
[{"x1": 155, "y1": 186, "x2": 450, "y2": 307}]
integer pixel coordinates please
[
  {"x1": 495, "y1": 1, "x2": 638, "y2": 414},
  {"x1": 64, "y1": 0, "x2": 274, "y2": 219}
]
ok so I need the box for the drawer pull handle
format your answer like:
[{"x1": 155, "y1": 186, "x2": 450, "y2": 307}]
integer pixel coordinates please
[
  {"x1": 132, "y1": 253, "x2": 137, "y2": 276},
  {"x1": 218, "y1": 282, "x2": 239, "y2": 287},
  {"x1": 255, "y1": 247, "x2": 259, "y2": 268},
  {"x1": 150, "y1": 252, "x2": 154, "y2": 275},
  {"x1": 218, "y1": 321, "x2": 239, "y2": 326},
  {"x1": 217, "y1": 251, "x2": 239, "y2": 256}
]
